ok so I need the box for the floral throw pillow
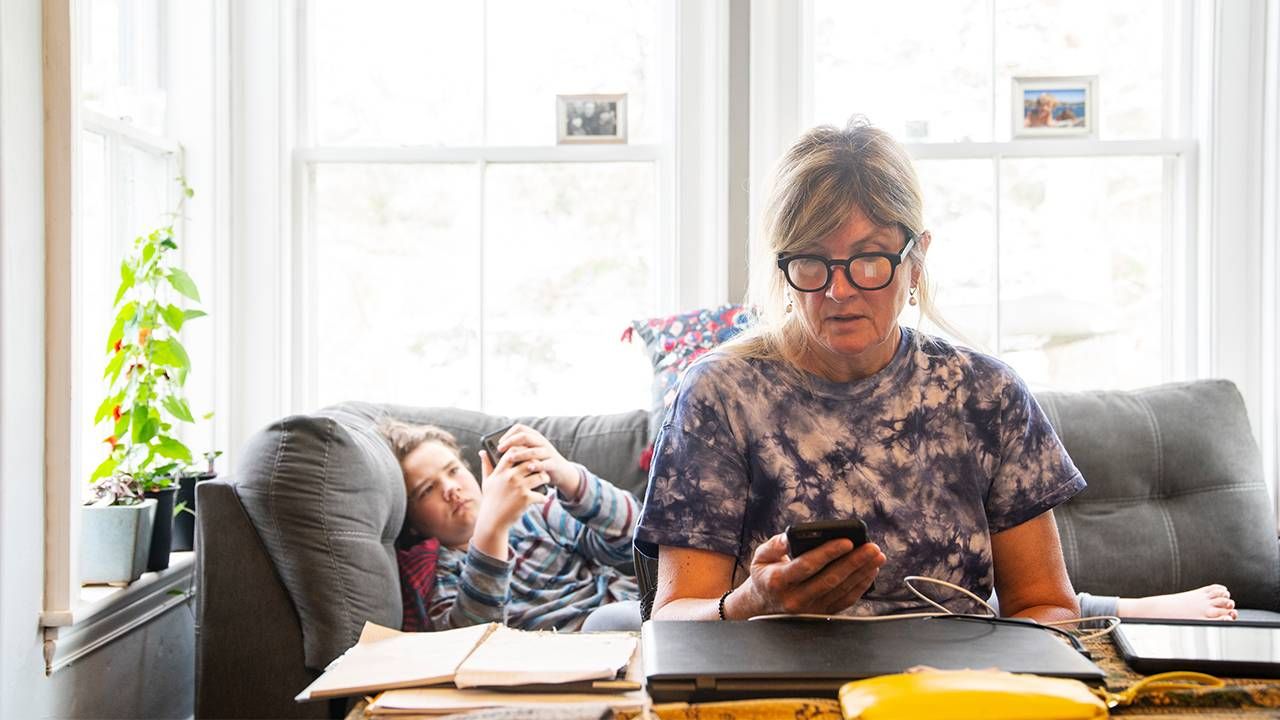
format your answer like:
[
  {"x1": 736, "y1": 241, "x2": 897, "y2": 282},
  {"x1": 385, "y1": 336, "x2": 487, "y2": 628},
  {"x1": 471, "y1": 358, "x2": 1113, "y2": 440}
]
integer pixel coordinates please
[{"x1": 625, "y1": 303, "x2": 753, "y2": 441}]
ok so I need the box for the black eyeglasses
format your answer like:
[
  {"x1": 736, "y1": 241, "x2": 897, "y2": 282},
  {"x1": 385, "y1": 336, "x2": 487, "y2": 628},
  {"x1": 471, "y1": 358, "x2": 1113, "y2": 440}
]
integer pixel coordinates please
[{"x1": 776, "y1": 228, "x2": 917, "y2": 293}]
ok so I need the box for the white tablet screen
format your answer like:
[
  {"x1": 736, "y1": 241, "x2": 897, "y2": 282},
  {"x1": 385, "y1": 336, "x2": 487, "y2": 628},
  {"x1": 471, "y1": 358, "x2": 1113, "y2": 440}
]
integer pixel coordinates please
[{"x1": 1117, "y1": 623, "x2": 1280, "y2": 663}]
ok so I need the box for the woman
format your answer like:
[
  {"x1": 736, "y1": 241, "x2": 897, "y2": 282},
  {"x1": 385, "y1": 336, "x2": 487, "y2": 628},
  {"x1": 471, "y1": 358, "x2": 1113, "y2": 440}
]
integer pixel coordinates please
[{"x1": 635, "y1": 118, "x2": 1084, "y2": 623}]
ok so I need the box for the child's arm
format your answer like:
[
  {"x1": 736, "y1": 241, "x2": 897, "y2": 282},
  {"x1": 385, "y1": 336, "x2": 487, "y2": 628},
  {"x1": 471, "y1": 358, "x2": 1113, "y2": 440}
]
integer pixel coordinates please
[
  {"x1": 426, "y1": 546, "x2": 514, "y2": 630},
  {"x1": 549, "y1": 465, "x2": 638, "y2": 567}
]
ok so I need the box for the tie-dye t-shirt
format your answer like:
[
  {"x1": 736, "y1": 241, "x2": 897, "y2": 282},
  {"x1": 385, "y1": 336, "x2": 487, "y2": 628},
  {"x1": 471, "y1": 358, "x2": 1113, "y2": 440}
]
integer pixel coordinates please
[{"x1": 635, "y1": 328, "x2": 1084, "y2": 615}]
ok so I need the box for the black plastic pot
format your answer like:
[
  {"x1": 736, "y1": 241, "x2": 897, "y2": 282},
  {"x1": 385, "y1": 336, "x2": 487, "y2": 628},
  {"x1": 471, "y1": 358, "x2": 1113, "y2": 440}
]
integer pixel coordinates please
[
  {"x1": 171, "y1": 471, "x2": 216, "y2": 551},
  {"x1": 144, "y1": 485, "x2": 178, "y2": 571}
]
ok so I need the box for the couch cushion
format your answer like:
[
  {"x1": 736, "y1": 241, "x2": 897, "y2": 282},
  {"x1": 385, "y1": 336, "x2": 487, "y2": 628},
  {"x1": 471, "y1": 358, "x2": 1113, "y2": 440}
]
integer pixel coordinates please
[
  {"x1": 232, "y1": 403, "x2": 405, "y2": 670},
  {"x1": 1039, "y1": 379, "x2": 1280, "y2": 612},
  {"x1": 375, "y1": 405, "x2": 651, "y2": 498}
]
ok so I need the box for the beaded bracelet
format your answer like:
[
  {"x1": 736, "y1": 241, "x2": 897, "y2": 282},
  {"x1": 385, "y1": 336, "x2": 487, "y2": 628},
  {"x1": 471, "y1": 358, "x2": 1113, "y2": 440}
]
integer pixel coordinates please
[{"x1": 717, "y1": 589, "x2": 732, "y2": 620}]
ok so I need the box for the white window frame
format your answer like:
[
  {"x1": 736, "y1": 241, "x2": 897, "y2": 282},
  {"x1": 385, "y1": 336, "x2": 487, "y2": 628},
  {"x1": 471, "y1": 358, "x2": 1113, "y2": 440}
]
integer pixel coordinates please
[
  {"x1": 752, "y1": 0, "x2": 1277, "y2": 499},
  {"x1": 41, "y1": 0, "x2": 225, "y2": 666},
  {"x1": 277, "y1": 0, "x2": 728, "y2": 415}
]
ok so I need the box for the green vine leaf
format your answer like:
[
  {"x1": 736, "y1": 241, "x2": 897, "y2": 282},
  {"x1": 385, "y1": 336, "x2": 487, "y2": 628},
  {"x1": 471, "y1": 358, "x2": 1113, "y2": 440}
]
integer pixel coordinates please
[
  {"x1": 163, "y1": 395, "x2": 194, "y2": 423},
  {"x1": 182, "y1": 309, "x2": 207, "y2": 322},
  {"x1": 93, "y1": 396, "x2": 116, "y2": 425},
  {"x1": 103, "y1": 351, "x2": 126, "y2": 381},
  {"x1": 130, "y1": 406, "x2": 148, "y2": 444},
  {"x1": 161, "y1": 304, "x2": 186, "y2": 332},
  {"x1": 113, "y1": 411, "x2": 130, "y2": 440},
  {"x1": 90, "y1": 455, "x2": 119, "y2": 482},
  {"x1": 153, "y1": 436, "x2": 193, "y2": 463},
  {"x1": 166, "y1": 269, "x2": 201, "y2": 302},
  {"x1": 113, "y1": 261, "x2": 135, "y2": 306},
  {"x1": 152, "y1": 337, "x2": 191, "y2": 374}
]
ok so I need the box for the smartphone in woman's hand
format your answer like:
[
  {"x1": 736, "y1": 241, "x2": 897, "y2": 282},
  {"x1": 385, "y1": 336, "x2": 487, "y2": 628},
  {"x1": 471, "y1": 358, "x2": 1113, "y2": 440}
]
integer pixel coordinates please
[{"x1": 786, "y1": 518, "x2": 874, "y2": 591}]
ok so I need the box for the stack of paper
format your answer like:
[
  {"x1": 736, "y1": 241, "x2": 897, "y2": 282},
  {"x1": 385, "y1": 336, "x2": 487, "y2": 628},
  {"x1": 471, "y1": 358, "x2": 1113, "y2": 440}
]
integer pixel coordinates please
[
  {"x1": 295, "y1": 621, "x2": 642, "y2": 712},
  {"x1": 365, "y1": 687, "x2": 647, "y2": 717}
]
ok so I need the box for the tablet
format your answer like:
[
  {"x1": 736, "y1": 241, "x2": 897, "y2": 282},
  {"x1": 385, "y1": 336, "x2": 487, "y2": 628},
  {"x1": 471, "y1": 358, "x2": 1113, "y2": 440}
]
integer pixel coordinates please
[{"x1": 1113, "y1": 620, "x2": 1280, "y2": 678}]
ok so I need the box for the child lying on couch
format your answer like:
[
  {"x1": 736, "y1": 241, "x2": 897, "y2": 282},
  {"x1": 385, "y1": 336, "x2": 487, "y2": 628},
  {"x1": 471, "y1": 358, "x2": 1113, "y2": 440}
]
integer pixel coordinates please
[{"x1": 380, "y1": 421, "x2": 639, "y2": 632}]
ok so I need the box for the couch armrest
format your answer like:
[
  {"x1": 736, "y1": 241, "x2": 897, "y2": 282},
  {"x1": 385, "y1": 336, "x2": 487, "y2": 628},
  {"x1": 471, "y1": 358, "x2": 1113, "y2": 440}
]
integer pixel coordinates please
[{"x1": 196, "y1": 479, "x2": 333, "y2": 719}]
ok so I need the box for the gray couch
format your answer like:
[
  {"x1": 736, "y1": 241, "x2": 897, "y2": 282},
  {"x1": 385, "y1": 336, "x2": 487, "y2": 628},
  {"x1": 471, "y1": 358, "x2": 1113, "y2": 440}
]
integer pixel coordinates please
[{"x1": 195, "y1": 380, "x2": 1280, "y2": 719}]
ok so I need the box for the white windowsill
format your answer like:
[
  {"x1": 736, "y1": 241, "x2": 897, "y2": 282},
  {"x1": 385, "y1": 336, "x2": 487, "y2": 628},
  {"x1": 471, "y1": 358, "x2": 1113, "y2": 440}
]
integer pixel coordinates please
[{"x1": 39, "y1": 551, "x2": 196, "y2": 675}]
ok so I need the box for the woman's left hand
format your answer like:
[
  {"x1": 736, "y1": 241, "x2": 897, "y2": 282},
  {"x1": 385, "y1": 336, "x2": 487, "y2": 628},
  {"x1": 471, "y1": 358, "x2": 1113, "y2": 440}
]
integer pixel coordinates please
[
  {"x1": 491, "y1": 424, "x2": 580, "y2": 498},
  {"x1": 736, "y1": 532, "x2": 885, "y2": 616}
]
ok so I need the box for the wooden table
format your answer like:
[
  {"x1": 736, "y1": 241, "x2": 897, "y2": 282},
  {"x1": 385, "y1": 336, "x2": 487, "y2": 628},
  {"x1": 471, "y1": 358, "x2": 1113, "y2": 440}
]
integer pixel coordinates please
[{"x1": 347, "y1": 634, "x2": 1280, "y2": 719}]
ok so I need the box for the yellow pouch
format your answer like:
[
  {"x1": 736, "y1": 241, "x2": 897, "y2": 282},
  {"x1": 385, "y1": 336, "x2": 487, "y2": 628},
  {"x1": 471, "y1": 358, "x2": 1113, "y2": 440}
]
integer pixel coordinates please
[{"x1": 838, "y1": 669, "x2": 1107, "y2": 720}]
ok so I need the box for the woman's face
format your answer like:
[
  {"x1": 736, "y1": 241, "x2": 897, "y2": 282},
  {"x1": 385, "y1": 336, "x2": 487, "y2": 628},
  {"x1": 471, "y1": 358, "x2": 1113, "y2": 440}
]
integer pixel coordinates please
[{"x1": 789, "y1": 207, "x2": 919, "y2": 381}]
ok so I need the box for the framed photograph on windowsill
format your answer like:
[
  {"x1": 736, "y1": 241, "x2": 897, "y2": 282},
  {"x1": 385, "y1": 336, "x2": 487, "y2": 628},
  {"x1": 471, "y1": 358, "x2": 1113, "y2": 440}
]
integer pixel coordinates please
[
  {"x1": 556, "y1": 93, "x2": 628, "y2": 144},
  {"x1": 1012, "y1": 76, "x2": 1096, "y2": 138}
]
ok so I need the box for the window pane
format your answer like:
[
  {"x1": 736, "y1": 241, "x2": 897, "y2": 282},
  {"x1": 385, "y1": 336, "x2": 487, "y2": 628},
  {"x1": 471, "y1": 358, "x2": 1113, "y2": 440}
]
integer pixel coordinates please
[
  {"x1": 812, "y1": 0, "x2": 992, "y2": 142},
  {"x1": 995, "y1": 0, "x2": 1167, "y2": 140},
  {"x1": 313, "y1": 164, "x2": 482, "y2": 407},
  {"x1": 912, "y1": 159, "x2": 997, "y2": 350},
  {"x1": 81, "y1": 0, "x2": 166, "y2": 133},
  {"x1": 311, "y1": 1, "x2": 484, "y2": 146},
  {"x1": 122, "y1": 146, "x2": 170, "y2": 241},
  {"x1": 997, "y1": 156, "x2": 1165, "y2": 389},
  {"x1": 79, "y1": 131, "x2": 111, "y2": 488},
  {"x1": 482, "y1": 163, "x2": 656, "y2": 416},
  {"x1": 485, "y1": 0, "x2": 660, "y2": 145}
]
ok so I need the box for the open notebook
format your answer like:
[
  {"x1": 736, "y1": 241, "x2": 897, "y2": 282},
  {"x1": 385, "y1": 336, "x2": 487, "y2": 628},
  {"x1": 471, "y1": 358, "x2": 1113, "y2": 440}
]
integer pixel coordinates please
[
  {"x1": 297, "y1": 622, "x2": 638, "y2": 701},
  {"x1": 643, "y1": 615, "x2": 1105, "y2": 703}
]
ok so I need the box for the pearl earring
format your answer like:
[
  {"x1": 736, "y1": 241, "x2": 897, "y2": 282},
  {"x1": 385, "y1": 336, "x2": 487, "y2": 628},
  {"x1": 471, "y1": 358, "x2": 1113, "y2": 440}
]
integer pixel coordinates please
[{"x1": 908, "y1": 286, "x2": 918, "y2": 306}]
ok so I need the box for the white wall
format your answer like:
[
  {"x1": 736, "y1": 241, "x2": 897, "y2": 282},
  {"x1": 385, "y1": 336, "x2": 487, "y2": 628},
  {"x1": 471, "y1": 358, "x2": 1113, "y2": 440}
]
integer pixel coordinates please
[
  {"x1": 1, "y1": 0, "x2": 193, "y2": 716},
  {"x1": 0, "y1": 0, "x2": 55, "y2": 710}
]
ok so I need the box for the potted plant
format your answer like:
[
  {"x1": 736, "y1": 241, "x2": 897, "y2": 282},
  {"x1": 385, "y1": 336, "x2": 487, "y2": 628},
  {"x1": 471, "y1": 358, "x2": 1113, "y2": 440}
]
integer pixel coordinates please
[
  {"x1": 170, "y1": 449, "x2": 222, "y2": 552},
  {"x1": 81, "y1": 472, "x2": 157, "y2": 584},
  {"x1": 87, "y1": 177, "x2": 209, "y2": 575}
]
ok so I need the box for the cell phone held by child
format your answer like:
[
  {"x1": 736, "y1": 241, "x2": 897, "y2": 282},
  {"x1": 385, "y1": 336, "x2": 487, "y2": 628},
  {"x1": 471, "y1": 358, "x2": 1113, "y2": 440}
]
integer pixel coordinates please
[{"x1": 480, "y1": 425, "x2": 551, "y2": 494}]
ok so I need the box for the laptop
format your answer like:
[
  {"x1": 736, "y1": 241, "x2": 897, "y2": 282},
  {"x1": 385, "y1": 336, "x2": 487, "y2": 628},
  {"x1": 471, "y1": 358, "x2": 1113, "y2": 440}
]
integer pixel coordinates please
[
  {"x1": 1113, "y1": 619, "x2": 1280, "y2": 678},
  {"x1": 642, "y1": 616, "x2": 1105, "y2": 703}
]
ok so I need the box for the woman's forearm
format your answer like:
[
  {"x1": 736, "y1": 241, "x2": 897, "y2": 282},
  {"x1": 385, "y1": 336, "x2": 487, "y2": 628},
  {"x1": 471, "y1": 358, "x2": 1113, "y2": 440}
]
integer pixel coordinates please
[
  {"x1": 652, "y1": 596, "x2": 724, "y2": 621},
  {"x1": 1007, "y1": 600, "x2": 1079, "y2": 624}
]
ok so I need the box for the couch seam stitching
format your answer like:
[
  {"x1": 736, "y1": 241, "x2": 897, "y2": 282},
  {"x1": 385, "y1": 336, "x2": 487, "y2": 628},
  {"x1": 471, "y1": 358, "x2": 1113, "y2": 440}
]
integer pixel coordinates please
[
  {"x1": 267, "y1": 424, "x2": 290, "y2": 545},
  {"x1": 317, "y1": 420, "x2": 356, "y2": 650},
  {"x1": 1138, "y1": 395, "x2": 1180, "y2": 588},
  {"x1": 1065, "y1": 483, "x2": 1267, "y2": 505}
]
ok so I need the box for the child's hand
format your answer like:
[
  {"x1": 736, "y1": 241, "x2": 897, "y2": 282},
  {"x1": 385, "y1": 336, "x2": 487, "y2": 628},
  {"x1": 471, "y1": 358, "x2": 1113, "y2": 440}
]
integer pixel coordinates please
[
  {"x1": 491, "y1": 424, "x2": 580, "y2": 499},
  {"x1": 469, "y1": 445, "x2": 549, "y2": 559}
]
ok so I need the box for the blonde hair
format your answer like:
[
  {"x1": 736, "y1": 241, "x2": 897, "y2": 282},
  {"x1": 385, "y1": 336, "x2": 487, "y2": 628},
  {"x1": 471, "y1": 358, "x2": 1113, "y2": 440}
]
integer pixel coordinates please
[
  {"x1": 726, "y1": 117, "x2": 953, "y2": 366},
  {"x1": 378, "y1": 420, "x2": 462, "y2": 464}
]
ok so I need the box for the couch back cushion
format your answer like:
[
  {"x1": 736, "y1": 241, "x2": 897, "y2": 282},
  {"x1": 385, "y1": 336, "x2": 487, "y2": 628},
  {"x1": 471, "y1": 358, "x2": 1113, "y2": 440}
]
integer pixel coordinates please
[
  {"x1": 1040, "y1": 379, "x2": 1279, "y2": 611},
  {"x1": 376, "y1": 405, "x2": 651, "y2": 497},
  {"x1": 232, "y1": 402, "x2": 405, "y2": 670}
]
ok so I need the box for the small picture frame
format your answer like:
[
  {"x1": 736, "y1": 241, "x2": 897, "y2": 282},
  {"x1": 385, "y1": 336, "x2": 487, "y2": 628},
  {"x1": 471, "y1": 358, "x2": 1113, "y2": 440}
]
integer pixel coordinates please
[
  {"x1": 1012, "y1": 76, "x2": 1096, "y2": 138},
  {"x1": 556, "y1": 93, "x2": 627, "y2": 144}
]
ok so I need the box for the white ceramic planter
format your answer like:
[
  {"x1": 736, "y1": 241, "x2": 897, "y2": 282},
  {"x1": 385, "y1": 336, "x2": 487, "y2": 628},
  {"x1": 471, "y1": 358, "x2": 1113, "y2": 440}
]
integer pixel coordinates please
[{"x1": 80, "y1": 499, "x2": 157, "y2": 584}]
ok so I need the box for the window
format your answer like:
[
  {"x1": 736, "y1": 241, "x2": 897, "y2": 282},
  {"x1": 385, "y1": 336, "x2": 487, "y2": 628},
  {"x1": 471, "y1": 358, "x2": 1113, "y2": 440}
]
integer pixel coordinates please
[
  {"x1": 802, "y1": 0, "x2": 1193, "y2": 391},
  {"x1": 43, "y1": 0, "x2": 219, "y2": 625},
  {"x1": 296, "y1": 0, "x2": 696, "y2": 417},
  {"x1": 78, "y1": 0, "x2": 182, "y2": 491}
]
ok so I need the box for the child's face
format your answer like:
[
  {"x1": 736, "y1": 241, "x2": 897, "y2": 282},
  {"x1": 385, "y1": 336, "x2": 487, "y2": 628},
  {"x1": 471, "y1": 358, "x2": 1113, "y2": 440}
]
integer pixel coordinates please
[{"x1": 401, "y1": 440, "x2": 482, "y2": 550}]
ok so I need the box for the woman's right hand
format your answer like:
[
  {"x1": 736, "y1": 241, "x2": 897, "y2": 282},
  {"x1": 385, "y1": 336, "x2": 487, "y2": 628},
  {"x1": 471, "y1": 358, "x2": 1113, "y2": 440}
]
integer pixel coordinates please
[
  {"x1": 732, "y1": 533, "x2": 885, "y2": 617},
  {"x1": 470, "y1": 447, "x2": 549, "y2": 559}
]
